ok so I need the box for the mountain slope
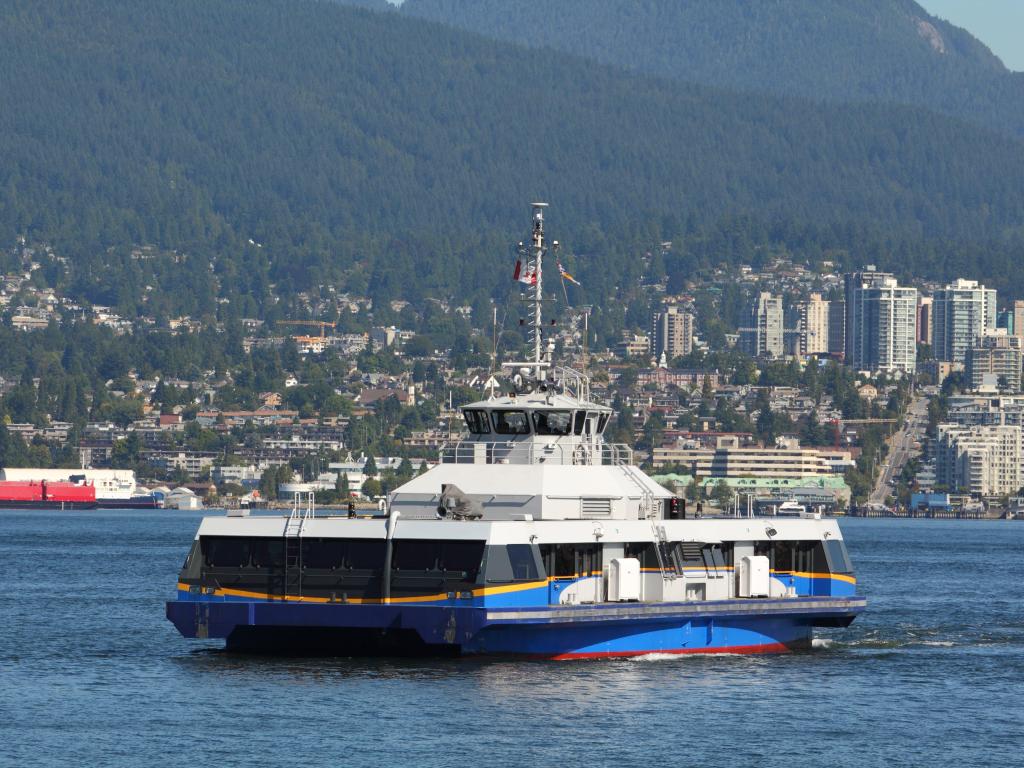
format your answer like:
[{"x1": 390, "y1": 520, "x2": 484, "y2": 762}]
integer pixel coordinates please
[
  {"x1": 403, "y1": 0, "x2": 1024, "y2": 137},
  {"x1": 1, "y1": 0, "x2": 1023, "y2": 314}
]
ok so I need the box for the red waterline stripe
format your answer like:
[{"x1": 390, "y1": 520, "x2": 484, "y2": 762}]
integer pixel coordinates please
[{"x1": 546, "y1": 641, "x2": 792, "y2": 660}]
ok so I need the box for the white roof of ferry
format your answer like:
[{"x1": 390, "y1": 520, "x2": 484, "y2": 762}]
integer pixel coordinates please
[{"x1": 392, "y1": 463, "x2": 672, "y2": 501}]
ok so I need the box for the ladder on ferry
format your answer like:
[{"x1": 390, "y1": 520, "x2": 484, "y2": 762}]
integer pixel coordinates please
[
  {"x1": 652, "y1": 524, "x2": 681, "y2": 581},
  {"x1": 618, "y1": 464, "x2": 658, "y2": 520},
  {"x1": 283, "y1": 492, "x2": 314, "y2": 597}
]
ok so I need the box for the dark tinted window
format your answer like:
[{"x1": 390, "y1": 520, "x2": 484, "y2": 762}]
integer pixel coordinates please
[
  {"x1": 492, "y1": 410, "x2": 530, "y2": 434},
  {"x1": 486, "y1": 544, "x2": 542, "y2": 581},
  {"x1": 625, "y1": 542, "x2": 657, "y2": 569},
  {"x1": 439, "y1": 540, "x2": 485, "y2": 580},
  {"x1": 825, "y1": 539, "x2": 853, "y2": 574},
  {"x1": 302, "y1": 538, "x2": 345, "y2": 570},
  {"x1": 347, "y1": 540, "x2": 386, "y2": 570},
  {"x1": 596, "y1": 414, "x2": 610, "y2": 433},
  {"x1": 540, "y1": 543, "x2": 600, "y2": 578},
  {"x1": 533, "y1": 410, "x2": 573, "y2": 436},
  {"x1": 507, "y1": 544, "x2": 540, "y2": 580},
  {"x1": 702, "y1": 544, "x2": 726, "y2": 570},
  {"x1": 463, "y1": 410, "x2": 490, "y2": 434},
  {"x1": 573, "y1": 411, "x2": 586, "y2": 435},
  {"x1": 250, "y1": 538, "x2": 285, "y2": 569},
  {"x1": 202, "y1": 537, "x2": 251, "y2": 568},
  {"x1": 392, "y1": 540, "x2": 439, "y2": 571},
  {"x1": 772, "y1": 540, "x2": 828, "y2": 573}
]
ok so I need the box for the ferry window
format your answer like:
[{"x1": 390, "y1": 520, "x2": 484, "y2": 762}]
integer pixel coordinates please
[
  {"x1": 439, "y1": 540, "x2": 485, "y2": 580},
  {"x1": 540, "y1": 544, "x2": 578, "y2": 578},
  {"x1": 492, "y1": 410, "x2": 531, "y2": 435},
  {"x1": 824, "y1": 539, "x2": 853, "y2": 574},
  {"x1": 719, "y1": 543, "x2": 734, "y2": 567},
  {"x1": 532, "y1": 410, "x2": 573, "y2": 436},
  {"x1": 347, "y1": 540, "x2": 386, "y2": 571},
  {"x1": 754, "y1": 541, "x2": 772, "y2": 565},
  {"x1": 301, "y1": 538, "x2": 345, "y2": 570},
  {"x1": 507, "y1": 544, "x2": 540, "y2": 580},
  {"x1": 772, "y1": 540, "x2": 798, "y2": 572},
  {"x1": 202, "y1": 537, "x2": 251, "y2": 568},
  {"x1": 573, "y1": 411, "x2": 586, "y2": 436},
  {"x1": 250, "y1": 538, "x2": 285, "y2": 569},
  {"x1": 463, "y1": 410, "x2": 490, "y2": 434},
  {"x1": 702, "y1": 544, "x2": 726, "y2": 571},
  {"x1": 392, "y1": 540, "x2": 440, "y2": 571},
  {"x1": 596, "y1": 413, "x2": 610, "y2": 434},
  {"x1": 485, "y1": 544, "x2": 541, "y2": 582},
  {"x1": 625, "y1": 542, "x2": 657, "y2": 569}
]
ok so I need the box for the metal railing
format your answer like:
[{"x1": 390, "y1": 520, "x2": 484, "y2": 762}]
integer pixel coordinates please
[{"x1": 439, "y1": 440, "x2": 633, "y2": 466}]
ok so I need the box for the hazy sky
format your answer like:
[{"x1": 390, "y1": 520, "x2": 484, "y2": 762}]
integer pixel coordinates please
[{"x1": 918, "y1": 0, "x2": 1024, "y2": 71}]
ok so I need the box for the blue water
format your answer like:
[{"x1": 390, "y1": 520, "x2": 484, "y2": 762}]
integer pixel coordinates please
[{"x1": 1, "y1": 511, "x2": 1022, "y2": 768}]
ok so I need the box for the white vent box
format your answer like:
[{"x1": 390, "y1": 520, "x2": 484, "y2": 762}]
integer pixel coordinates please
[
  {"x1": 738, "y1": 555, "x2": 770, "y2": 598},
  {"x1": 608, "y1": 557, "x2": 641, "y2": 602}
]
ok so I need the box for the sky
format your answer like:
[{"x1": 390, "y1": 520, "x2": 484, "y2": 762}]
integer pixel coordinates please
[{"x1": 918, "y1": 0, "x2": 1024, "y2": 71}]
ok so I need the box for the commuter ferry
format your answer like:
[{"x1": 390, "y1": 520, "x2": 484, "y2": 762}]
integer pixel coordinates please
[{"x1": 166, "y1": 204, "x2": 864, "y2": 657}]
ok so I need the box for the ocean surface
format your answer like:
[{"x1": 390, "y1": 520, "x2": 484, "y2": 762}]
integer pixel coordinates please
[{"x1": 1, "y1": 511, "x2": 1022, "y2": 768}]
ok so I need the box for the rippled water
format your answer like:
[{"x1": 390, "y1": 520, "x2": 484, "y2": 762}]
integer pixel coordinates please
[{"x1": 1, "y1": 511, "x2": 1022, "y2": 767}]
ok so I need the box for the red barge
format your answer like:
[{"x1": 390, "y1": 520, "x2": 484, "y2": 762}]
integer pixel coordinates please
[{"x1": 0, "y1": 480, "x2": 98, "y2": 510}]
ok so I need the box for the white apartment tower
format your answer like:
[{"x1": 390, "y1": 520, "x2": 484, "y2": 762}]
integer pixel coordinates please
[
  {"x1": 844, "y1": 269, "x2": 917, "y2": 374},
  {"x1": 931, "y1": 279, "x2": 997, "y2": 364}
]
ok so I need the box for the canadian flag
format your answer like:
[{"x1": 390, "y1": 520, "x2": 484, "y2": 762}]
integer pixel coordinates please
[{"x1": 513, "y1": 260, "x2": 536, "y2": 285}]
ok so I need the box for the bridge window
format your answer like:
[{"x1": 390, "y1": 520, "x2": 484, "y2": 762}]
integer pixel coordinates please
[
  {"x1": 573, "y1": 411, "x2": 586, "y2": 435},
  {"x1": 463, "y1": 410, "x2": 490, "y2": 434},
  {"x1": 492, "y1": 410, "x2": 530, "y2": 434},
  {"x1": 597, "y1": 413, "x2": 610, "y2": 434},
  {"x1": 533, "y1": 410, "x2": 573, "y2": 436}
]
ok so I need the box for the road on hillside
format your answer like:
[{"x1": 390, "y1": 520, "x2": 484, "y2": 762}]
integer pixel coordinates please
[{"x1": 868, "y1": 394, "x2": 928, "y2": 507}]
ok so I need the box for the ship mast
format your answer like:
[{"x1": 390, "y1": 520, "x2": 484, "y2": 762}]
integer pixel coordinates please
[{"x1": 530, "y1": 202, "x2": 547, "y2": 367}]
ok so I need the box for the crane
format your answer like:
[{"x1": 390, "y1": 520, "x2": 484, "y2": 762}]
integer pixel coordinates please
[{"x1": 277, "y1": 320, "x2": 336, "y2": 339}]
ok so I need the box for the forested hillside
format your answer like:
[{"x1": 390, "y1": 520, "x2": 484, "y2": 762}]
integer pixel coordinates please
[
  {"x1": 1, "y1": 0, "x2": 1024, "y2": 322},
  {"x1": 403, "y1": 0, "x2": 1024, "y2": 138}
]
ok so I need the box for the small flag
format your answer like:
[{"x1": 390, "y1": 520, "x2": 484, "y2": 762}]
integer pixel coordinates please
[
  {"x1": 558, "y1": 261, "x2": 581, "y2": 286},
  {"x1": 514, "y1": 260, "x2": 537, "y2": 285}
]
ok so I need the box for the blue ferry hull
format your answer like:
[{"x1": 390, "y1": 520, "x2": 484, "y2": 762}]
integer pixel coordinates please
[{"x1": 166, "y1": 596, "x2": 864, "y2": 658}]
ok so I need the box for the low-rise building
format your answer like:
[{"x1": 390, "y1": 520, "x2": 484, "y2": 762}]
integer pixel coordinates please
[
  {"x1": 935, "y1": 423, "x2": 1022, "y2": 497},
  {"x1": 651, "y1": 435, "x2": 849, "y2": 478}
]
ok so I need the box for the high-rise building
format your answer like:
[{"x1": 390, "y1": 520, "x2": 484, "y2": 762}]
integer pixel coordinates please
[
  {"x1": 651, "y1": 305, "x2": 694, "y2": 361},
  {"x1": 966, "y1": 330, "x2": 1023, "y2": 392},
  {"x1": 799, "y1": 293, "x2": 829, "y2": 355},
  {"x1": 844, "y1": 269, "x2": 917, "y2": 374},
  {"x1": 931, "y1": 279, "x2": 997, "y2": 363},
  {"x1": 917, "y1": 296, "x2": 933, "y2": 346},
  {"x1": 828, "y1": 299, "x2": 846, "y2": 358},
  {"x1": 738, "y1": 292, "x2": 783, "y2": 358}
]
